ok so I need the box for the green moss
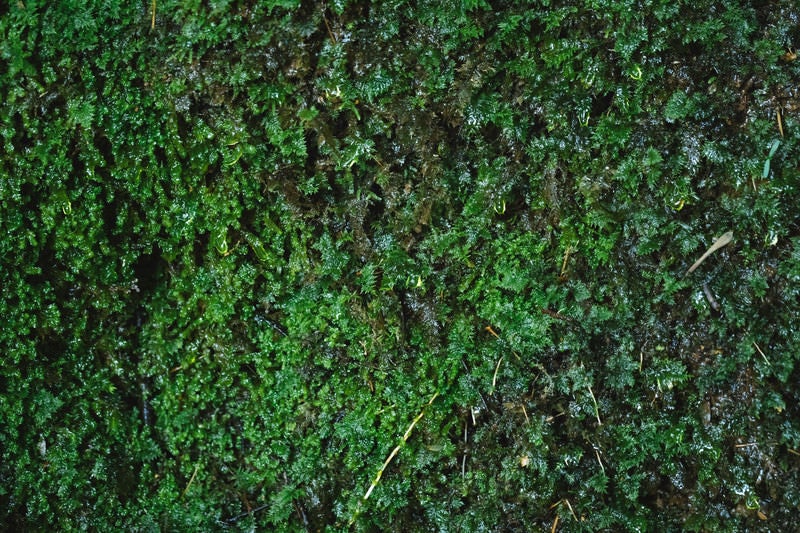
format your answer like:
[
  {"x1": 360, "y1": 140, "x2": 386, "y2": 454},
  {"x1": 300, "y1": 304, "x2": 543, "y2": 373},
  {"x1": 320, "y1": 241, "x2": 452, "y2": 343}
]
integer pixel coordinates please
[{"x1": 3, "y1": 0, "x2": 800, "y2": 530}]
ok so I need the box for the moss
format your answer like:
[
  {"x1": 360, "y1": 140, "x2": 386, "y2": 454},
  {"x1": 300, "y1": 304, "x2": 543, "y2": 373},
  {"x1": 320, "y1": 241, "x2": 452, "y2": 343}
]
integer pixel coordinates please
[{"x1": 2, "y1": 0, "x2": 800, "y2": 530}]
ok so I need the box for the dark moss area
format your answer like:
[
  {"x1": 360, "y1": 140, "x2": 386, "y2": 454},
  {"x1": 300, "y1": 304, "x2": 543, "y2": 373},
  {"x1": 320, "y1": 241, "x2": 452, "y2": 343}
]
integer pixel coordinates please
[{"x1": 2, "y1": 0, "x2": 800, "y2": 530}]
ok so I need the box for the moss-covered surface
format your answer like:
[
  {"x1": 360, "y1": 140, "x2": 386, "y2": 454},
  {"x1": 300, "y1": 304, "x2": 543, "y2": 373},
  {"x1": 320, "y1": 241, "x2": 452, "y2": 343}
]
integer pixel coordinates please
[{"x1": 2, "y1": 1, "x2": 800, "y2": 530}]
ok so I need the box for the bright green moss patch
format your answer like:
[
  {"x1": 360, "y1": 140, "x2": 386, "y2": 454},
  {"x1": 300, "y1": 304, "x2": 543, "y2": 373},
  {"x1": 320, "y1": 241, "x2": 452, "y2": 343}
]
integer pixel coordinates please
[{"x1": 3, "y1": 0, "x2": 800, "y2": 530}]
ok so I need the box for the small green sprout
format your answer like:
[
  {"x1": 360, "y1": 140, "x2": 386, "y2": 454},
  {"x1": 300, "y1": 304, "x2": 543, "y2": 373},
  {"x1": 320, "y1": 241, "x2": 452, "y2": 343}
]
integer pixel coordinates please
[
  {"x1": 212, "y1": 227, "x2": 228, "y2": 255},
  {"x1": 55, "y1": 190, "x2": 72, "y2": 215},
  {"x1": 762, "y1": 139, "x2": 781, "y2": 178},
  {"x1": 745, "y1": 493, "x2": 760, "y2": 510},
  {"x1": 406, "y1": 274, "x2": 423, "y2": 288}
]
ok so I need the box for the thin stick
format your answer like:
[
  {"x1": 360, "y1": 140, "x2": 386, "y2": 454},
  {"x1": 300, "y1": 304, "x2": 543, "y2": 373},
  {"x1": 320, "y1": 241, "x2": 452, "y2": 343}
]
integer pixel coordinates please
[
  {"x1": 491, "y1": 355, "x2": 505, "y2": 394},
  {"x1": 777, "y1": 109, "x2": 784, "y2": 138},
  {"x1": 563, "y1": 499, "x2": 578, "y2": 521},
  {"x1": 181, "y1": 464, "x2": 200, "y2": 498},
  {"x1": 351, "y1": 392, "x2": 439, "y2": 524},
  {"x1": 363, "y1": 445, "x2": 401, "y2": 501},
  {"x1": 587, "y1": 385, "x2": 601, "y2": 425},
  {"x1": 753, "y1": 341, "x2": 771, "y2": 366},
  {"x1": 151, "y1": 0, "x2": 156, "y2": 30},
  {"x1": 225, "y1": 503, "x2": 270, "y2": 523},
  {"x1": 322, "y1": 13, "x2": 336, "y2": 44},
  {"x1": 521, "y1": 404, "x2": 530, "y2": 424},
  {"x1": 687, "y1": 231, "x2": 733, "y2": 274},
  {"x1": 594, "y1": 448, "x2": 605, "y2": 474},
  {"x1": 486, "y1": 326, "x2": 521, "y2": 363},
  {"x1": 541, "y1": 308, "x2": 574, "y2": 323},
  {"x1": 560, "y1": 245, "x2": 573, "y2": 277},
  {"x1": 550, "y1": 499, "x2": 578, "y2": 521}
]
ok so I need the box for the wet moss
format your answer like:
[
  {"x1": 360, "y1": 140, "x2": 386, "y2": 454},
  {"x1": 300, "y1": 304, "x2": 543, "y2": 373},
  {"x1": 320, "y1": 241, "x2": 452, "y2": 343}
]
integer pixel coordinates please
[{"x1": 2, "y1": 0, "x2": 800, "y2": 530}]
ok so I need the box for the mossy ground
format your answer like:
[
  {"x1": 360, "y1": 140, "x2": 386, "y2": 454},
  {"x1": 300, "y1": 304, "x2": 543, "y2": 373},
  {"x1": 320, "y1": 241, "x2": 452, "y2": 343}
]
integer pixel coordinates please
[{"x1": 2, "y1": 1, "x2": 800, "y2": 531}]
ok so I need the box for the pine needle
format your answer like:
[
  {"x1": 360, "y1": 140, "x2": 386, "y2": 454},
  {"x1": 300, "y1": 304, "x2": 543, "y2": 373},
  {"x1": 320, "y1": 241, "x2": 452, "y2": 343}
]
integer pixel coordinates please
[
  {"x1": 490, "y1": 355, "x2": 505, "y2": 395},
  {"x1": 686, "y1": 231, "x2": 733, "y2": 274},
  {"x1": 350, "y1": 392, "x2": 439, "y2": 525}
]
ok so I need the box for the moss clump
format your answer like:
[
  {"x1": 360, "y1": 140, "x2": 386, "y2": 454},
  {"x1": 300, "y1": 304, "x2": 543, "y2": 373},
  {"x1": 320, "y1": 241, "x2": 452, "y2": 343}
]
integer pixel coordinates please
[{"x1": 2, "y1": 0, "x2": 800, "y2": 530}]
